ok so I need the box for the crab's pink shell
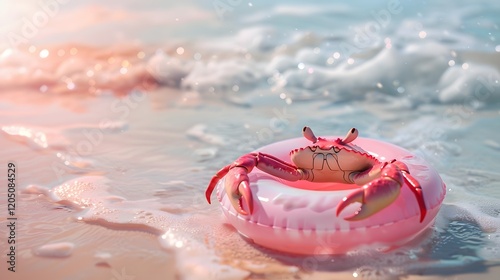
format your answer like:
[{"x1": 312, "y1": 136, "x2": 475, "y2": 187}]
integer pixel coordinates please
[{"x1": 215, "y1": 136, "x2": 446, "y2": 255}]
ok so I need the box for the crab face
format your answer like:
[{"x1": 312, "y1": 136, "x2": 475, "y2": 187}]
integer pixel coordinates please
[{"x1": 289, "y1": 127, "x2": 377, "y2": 182}]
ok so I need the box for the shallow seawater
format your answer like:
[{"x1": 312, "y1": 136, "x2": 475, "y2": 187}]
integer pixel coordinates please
[{"x1": 1, "y1": 0, "x2": 500, "y2": 279}]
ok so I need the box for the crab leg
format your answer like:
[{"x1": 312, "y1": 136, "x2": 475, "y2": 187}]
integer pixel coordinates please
[
  {"x1": 205, "y1": 165, "x2": 231, "y2": 205},
  {"x1": 253, "y1": 153, "x2": 309, "y2": 181},
  {"x1": 205, "y1": 152, "x2": 307, "y2": 215},
  {"x1": 392, "y1": 160, "x2": 427, "y2": 222}
]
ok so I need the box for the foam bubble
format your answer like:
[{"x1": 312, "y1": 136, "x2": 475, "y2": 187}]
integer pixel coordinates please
[
  {"x1": 233, "y1": 27, "x2": 283, "y2": 52},
  {"x1": 181, "y1": 59, "x2": 262, "y2": 94},
  {"x1": 186, "y1": 124, "x2": 225, "y2": 145},
  {"x1": 34, "y1": 242, "x2": 75, "y2": 258},
  {"x1": 1, "y1": 125, "x2": 67, "y2": 150},
  {"x1": 147, "y1": 51, "x2": 192, "y2": 86},
  {"x1": 438, "y1": 64, "x2": 500, "y2": 103}
]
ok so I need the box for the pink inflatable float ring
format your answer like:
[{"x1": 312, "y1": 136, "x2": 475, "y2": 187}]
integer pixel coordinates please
[{"x1": 206, "y1": 127, "x2": 446, "y2": 255}]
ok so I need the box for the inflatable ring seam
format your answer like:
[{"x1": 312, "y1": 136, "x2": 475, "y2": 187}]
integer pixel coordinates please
[
  {"x1": 220, "y1": 198, "x2": 426, "y2": 231},
  {"x1": 219, "y1": 181, "x2": 446, "y2": 231}
]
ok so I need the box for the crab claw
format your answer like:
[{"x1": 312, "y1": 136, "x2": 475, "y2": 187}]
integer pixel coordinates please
[
  {"x1": 225, "y1": 167, "x2": 254, "y2": 215},
  {"x1": 206, "y1": 152, "x2": 304, "y2": 215},
  {"x1": 336, "y1": 165, "x2": 403, "y2": 221}
]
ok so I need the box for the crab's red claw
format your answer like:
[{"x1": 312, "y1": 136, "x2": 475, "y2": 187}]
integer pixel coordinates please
[
  {"x1": 238, "y1": 181, "x2": 253, "y2": 215},
  {"x1": 336, "y1": 174, "x2": 402, "y2": 221},
  {"x1": 206, "y1": 152, "x2": 302, "y2": 215},
  {"x1": 225, "y1": 167, "x2": 254, "y2": 215},
  {"x1": 336, "y1": 188, "x2": 365, "y2": 220}
]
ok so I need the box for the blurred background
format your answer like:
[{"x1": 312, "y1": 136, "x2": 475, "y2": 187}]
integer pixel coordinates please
[{"x1": 1, "y1": 0, "x2": 500, "y2": 279}]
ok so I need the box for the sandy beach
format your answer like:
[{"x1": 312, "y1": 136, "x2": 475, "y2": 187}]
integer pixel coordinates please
[{"x1": 1, "y1": 0, "x2": 500, "y2": 279}]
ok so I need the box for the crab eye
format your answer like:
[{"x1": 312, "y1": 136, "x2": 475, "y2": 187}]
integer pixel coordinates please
[
  {"x1": 342, "y1": 128, "x2": 358, "y2": 144},
  {"x1": 303, "y1": 126, "x2": 317, "y2": 143}
]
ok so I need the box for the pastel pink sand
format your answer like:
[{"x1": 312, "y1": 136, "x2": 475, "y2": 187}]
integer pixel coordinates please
[{"x1": 215, "y1": 136, "x2": 446, "y2": 255}]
